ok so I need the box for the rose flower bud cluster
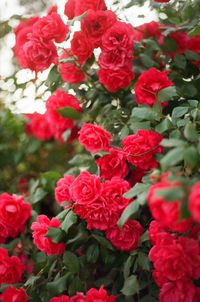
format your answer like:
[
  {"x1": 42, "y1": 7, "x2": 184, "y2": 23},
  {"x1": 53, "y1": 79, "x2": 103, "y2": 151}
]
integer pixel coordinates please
[
  {"x1": 50, "y1": 285, "x2": 116, "y2": 301},
  {"x1": 31, "y1": 215, "x2": 65, "y2": 255},
  {"x1": 14, "y1": 7, "x2": 69, "y2": 72},
  {"x1": 0, "y1": 193, "x2": 31, "y2": 243},
  {"x1": 25, "y1": 89, "x2": 82, "y2": 143}
]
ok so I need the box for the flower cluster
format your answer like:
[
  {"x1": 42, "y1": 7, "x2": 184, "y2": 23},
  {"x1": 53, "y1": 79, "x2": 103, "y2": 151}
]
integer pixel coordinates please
[
  {"x1": 0, "y1": 286, "x2": 28, "y2": 302},
  {"x1": 50, "y1": 286, "x2": 116, "y2": 302},
  {"x1": 25, "y1": 89, "x2": 81, "y2": 142}
]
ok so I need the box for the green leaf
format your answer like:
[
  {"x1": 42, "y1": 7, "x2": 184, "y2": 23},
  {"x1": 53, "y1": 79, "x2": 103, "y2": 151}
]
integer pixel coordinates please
[
  {"x1": 121, "y1": 275, "x2": 139, "y2": 296},
  {"x1": 140, "y1": 54, "x2": 155, "y2": 68},
  {"x1": 86, "y1": 244, "x2": 99, "y2": 263},
  {"x1": 157, "y1": 86, "x2": 177, "y2": 102},
  {"x1": 46, "y1": 227, "x2": 66, "y2": 244},
  {"x1": 161, "y1": 138, "x2": 185, "y2": 147},
  {"x1": 184, "y1": 122, "x2": 199, "y2": 142},
  {"x1": 24, "y1": 275, "x2": 40, "y2": 287},
  {"x1": 123, "y1": 256, "x2": 135, "y2": 279},
  {"x1": 31, "y1": 188, "x2": 47, "y2": 204},
  {"x1": 156, "y1": 187, "x2": 185, "y2": 201},
  {"x1": 46, "y1": 273, "x2": 71, "y2": 295},
  {"x1": 57, "y1": 107, "x2": 82, "y2": 120},
  {"x1": 185, "y1": 50, "x2": 200, "y2": 61},
  {"x1": 155, "y1": 118, "x2": 173, "y2": 133},
  {"x1": 61, "y1": 210, "x2": 77, "y2": 233},
  {"x1": 124, "y1": 183, "x2": 150, "y2": 199},
  {"x1": 160, "y1": 147, "x2": 184, "y2": 170},
  {"x1": 120, "y1": 125, "x2": 130, "y2": 139},
  {"x1": 62, "y1": 129, "x2": 72, "y2": 142},
  {"x1": 63, "y1": 251, "x2": 80, "y2": 274},
  {"x1": 138, "y1": 252, "x2": 150, "y2": 271},
  {"x1": 92, "y1": 234, "x2": 114, "y2": 251},
  {"x1": 174, "y1": 54, "x2": 186, "y2": 69},
  {"x1": 46, "y1": 66, "x2": 61, "y2": 91},
  {"x1": 172, "y1": 106, "x2": 189, "y2": 119},
  {"x1": 184, "y1": 146, "x2": 199, "y2": 169},
  {"x1": 117, "y1": 201, "x2": 139, "y2": 227},
  {"x1": 68, "y1": 154, "x2": 92, "y2": 165},
  {"x1": 131, "y1": 107, "x2": 161, "y2": 122}
]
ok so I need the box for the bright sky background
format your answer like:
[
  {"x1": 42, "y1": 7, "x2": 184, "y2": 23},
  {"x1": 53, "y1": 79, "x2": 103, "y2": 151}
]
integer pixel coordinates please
[{"x1": 0, "y1": 0, "x2": 157, "y2": 113}]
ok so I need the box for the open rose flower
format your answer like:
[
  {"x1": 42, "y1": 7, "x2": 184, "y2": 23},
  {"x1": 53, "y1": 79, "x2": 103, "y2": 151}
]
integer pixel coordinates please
[
  {"x1": 64, "y1": 0, "x2": 106, "y2": 20},
  {"x1": 78, "y1": 123, "x2": 112, "y2": 153},
  {"x1": 189, "y1": 182, "x2": 200, "y2": 223},
  {"x1": 55, "y1": 175, "x2": 75, "y2": 206},
  {"x1": 86, "y1": 286, "x2": 116, "y2": 302},
  {"x1": 106, "y1": 219, "x2": 144, "y2": 252},
  {"x1": 31, "y1": 215, "x2": 65, "y2": 255},
  {"x1": 25, "y1": 112, "x2": 53, "y2": 141},
  {"x1": 0, "y1": 286, "x2": 28, "y2": 302},
  {"x1": 50, "y1": 296, "x2": 71, "y2": 302},
  {"x1": 71, "y1": 31, "x2": 94, "y2": 65}
]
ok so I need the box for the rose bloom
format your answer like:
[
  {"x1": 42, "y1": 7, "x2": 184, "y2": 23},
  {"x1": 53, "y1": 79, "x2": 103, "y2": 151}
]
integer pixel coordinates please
[
  {"x1": 46, "y1": 89, "x2": 81, "y2": 140},
  {"x1": 32, "y1": 12, "x2": 69, "y2": 43},
  {"x1": 122, "y1": 130, "x2": 163, "y2": 171},
  {"x1": 137, "y1": 21, "x2": 164, "y2": 44},
  {"x1": 59, "y1": 50, "x2": 86, "y2": 84},
  {"x1": 189, "y1": 182, "x2": 200, "y2": 223},
  {"x1": 14, "y1": 17, "x2": 39, "y2": 68},
  {"x1": 81, "y1": 10, "x2": 117, "y2": 48},
  {"x1": 154, "y1": 0, "x2": 170, "y2": 2},
  {"x1": 21, "y1": 34, "x2": 58, "y2": 72},
  {"x1": 70, "y1": 171, "x2": 102, "y2": 205},
  {"x1": 64, "y1": 0, "x2": 106, "y2": 20},
  {"x1": 74, "y1": 177, "x2": 131, "y2": 231},
  {"x1": 167, "y1": 31, "x2": 189, "y2": 58},
  {"x1": 149, "y1": 220, "x2": 169, "y2": 245},
  {"x1": 159, "y1": 279, "x2": 197, "y2": 302},
  {"x1": 96, "y1": 148, "x2": 128, "y2": 180},
  {"x1": 98, "y1": 48, "x2": 133, "y2": 71},
  {"x1": 78, "y1": 123, "x2": 112, "y2": 153},
  {"x1": 99, "y1": 68, "x2": 135, "y2": 92},
  {"x1": 50, "y1": 296, "x2": 71, "y2": 302},
  {"x1": 55, "y1": 175, "x2": 75, "y2": 206},
  {"x1": 0, "y1": 286, "x2": 28, "y2": 302},
  {"x1": 106, "y1": 219, "x2": 144, "y2": 252},
  {"x1": 101, "y1": 21, "x2": 134, "y2": 51},
  {"x1": 86, "y1": 286, "x2": 116, "y2": 302},
  {"x1": 25, "y1": 112, "x2": 53, "y2": 141},
  {"x1": 134, "y1": 68, "x2": 174, "y2": 106},
  {"x1": 71, "y1": 293, "x2": 86, "y2": 302},
  {"x1": 129, "y1": 169, "x2": 145, "y2": 187},
  {"x1": 0, "y1": 193, "x2": 31, "y2": 238},
  {"x1": 71, "y1": 31, "x2": 94, "y2": 65},
  {"x1": 31, "y1": 215, "x2": 65, "y2": 255},
  {"x1": 147, "y1": 177, "x2": 192, "y2": 232},
  {"x1": 149, "y1": 235, "x2": 200, "y2": 286},
  {"x1": 0, "y1": 248, "x2": 23, "y2": 285}
]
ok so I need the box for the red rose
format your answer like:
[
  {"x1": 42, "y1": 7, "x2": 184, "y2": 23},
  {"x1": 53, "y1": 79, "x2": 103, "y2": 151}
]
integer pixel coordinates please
[
  {"x1": 25, "y1": 112, "x2": 53, "y2": 141},
  {"x1": 22, "y1": 34, "x2": 58, "y2": 72},
  {"x1": 46, "y1": 89, "x2": 81, "y2": 140},
  {"x1": 134, "y1": 68, "x2": 174, "y2": 106},
  {"x1": 55, "y1": 175, "x2": 75, "y2": 206},
  {"x1": 149, "y1": 220, "x2": 169, "y2": 245},
  {"x1": 154, "y1": 0, "x2": 170, "y2": 3},
  {"x1": 71, "y1": 31, "x2": 94, "y2": 65},
  {"x1": 128, "y1": 169, "x2": 144, "y2": 187},
  {"x1": 14, "y1": 17, "x2": 39, "y2": 68},
  {"x1": 0, "y1": 193, "x2": 31, "y2": 238},
  {"x1": 189, "y1": 182, "x2": 200, "y2": 223},
  {"x1": 74, "y1": 177, "x2": 131, "y2": 231},
  {"x1": 101, "y1": 21, "x2": 134, "y2": 51},
  {"x1": 32, "y1": 12, "x2": 69, "y2": 43},
  {"x1": 96, "y1": 148, "x2": 128, "y2": 180},
  {"x1": 78, "y1": 123, "x2": 112, "y2": 153},
  {"x1": 0, "y1": 286, "x2": 28, "y2": 302},
  {"x1": 99, "y1": 68, "x2": 135, "y2": 92},
  {"x1": 137, "y1": 21, "x2": 164, "y2": 44},
  {"x1": 81, "y1": 10, "x2": 117, "y2": 48},
  {"x1": 86, "y1": 286, "x2": 116, "y2": 302},
  {"x1": 70, "y1": 171, "x2": 102, "y2": 205},
  {"x1": 159, "y1": 279, "x2": 197, "y2": 302},
  {"x1": 106, "y1": 219, "x2": 144, "y2": 252},
  {"x1": 59, "y1": 50, "x2": 86, "y2": 84},
  {"x1": 50, "y1": 296, "x2": 71, "y2": 302},
  {"x1": 31, "y1": 215, "x2": 65, "y2": 255},
  {"x1": 149, "y1": 235, "x2": 200, "y2": 286},
  {"x1": 99, "y1": 49, "x2": 133, "y2": 71},
  {"x1": 122, "y1": 130, "x2": 163, "y2": 171},
  {"x1": 188, "y1": 35, "x2": 200, "y2": 68},
  {"x1": 147, "y1": 177, "x2": 192, "y2": 232},
  {"x1": 167, "y1": 31, "x2": 189, "y2": 58},
  {"x1": 0, "y1": 248, "x2": 23, "y2": 285},
  {"x1": 71, "y1": 293, "x2": 86, "y2": 302},
  {"x1": 64, "y1": 0, "x2": 107, "y2": 20}
]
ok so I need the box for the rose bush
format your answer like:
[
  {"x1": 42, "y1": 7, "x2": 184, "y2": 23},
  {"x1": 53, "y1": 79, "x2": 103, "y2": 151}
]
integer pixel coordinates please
[{"x1": 0, "y1": 0, "x2": 200, "y2": 301}]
